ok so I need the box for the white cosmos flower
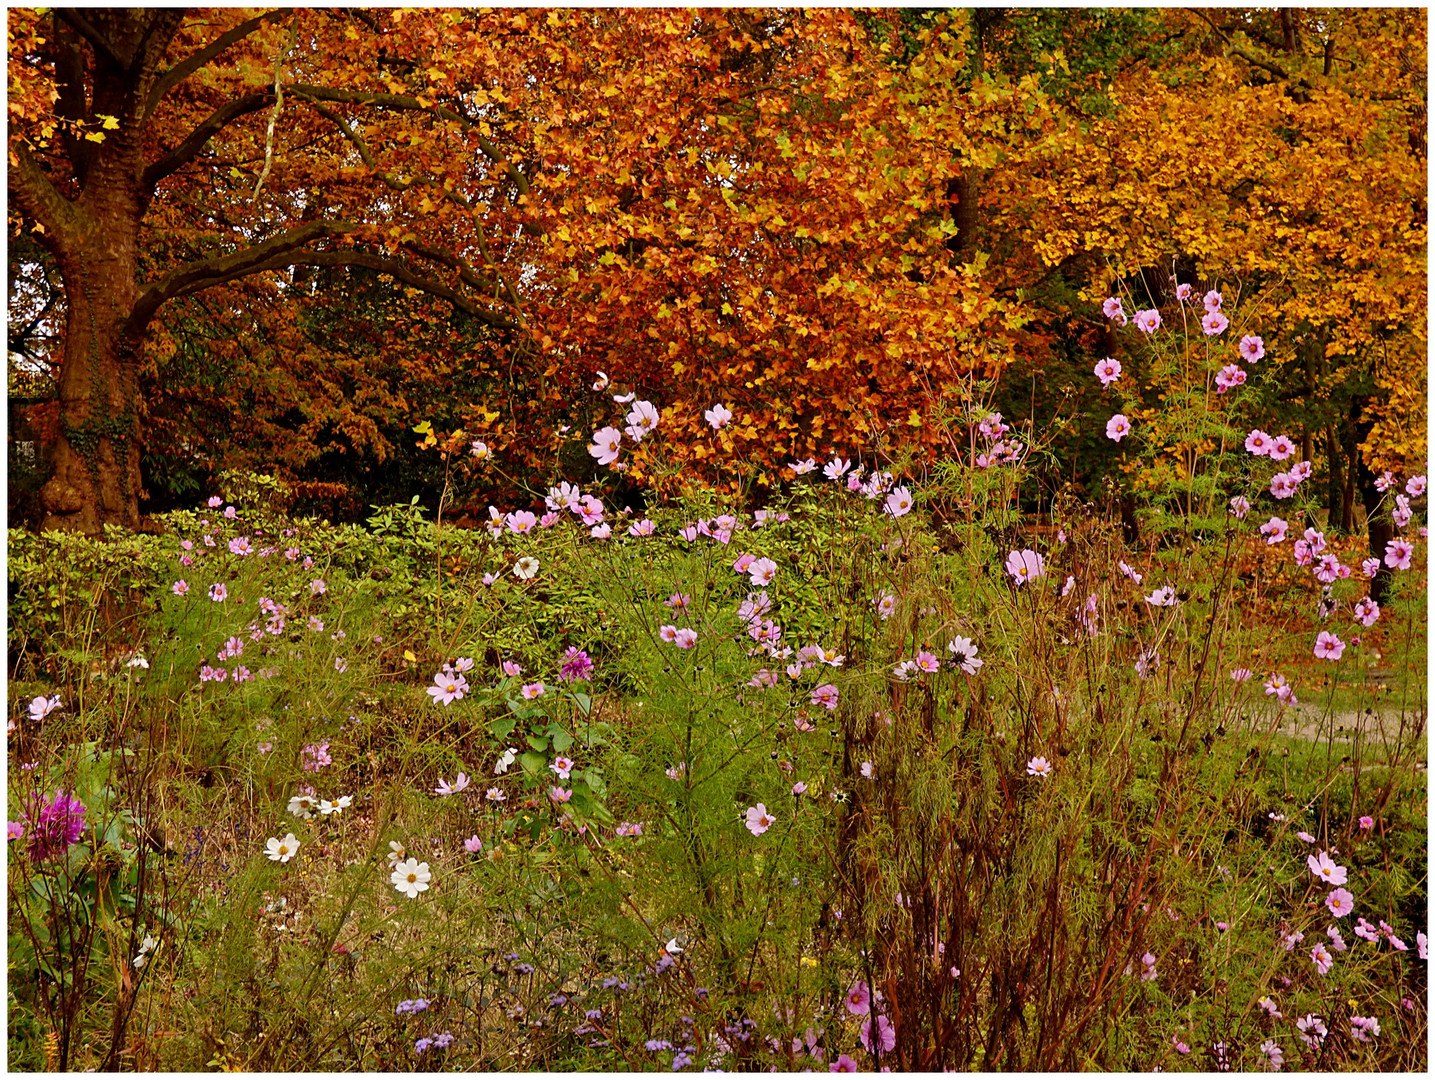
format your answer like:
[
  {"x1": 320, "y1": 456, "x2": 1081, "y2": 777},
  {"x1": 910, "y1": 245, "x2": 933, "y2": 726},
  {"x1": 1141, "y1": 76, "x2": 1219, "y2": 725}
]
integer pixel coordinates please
[
  {"x1": 514, "y1": 557, "x2": 540, "y2": 580},
  {"x1": 391, "y1": 857, "x2": 432, "y2": 898},
  {"x1": 494, "y1": 747, "x2": 519, "y2": 775},
  {"x1": 288, "y1": 794, "x2": 318, "y2": 820},
  {"x1": 387, "y1": 840, "x2": 407, "y2": 866},
  {"x1": 265, "y1": 833, "x2": 300, "y2": 863}
]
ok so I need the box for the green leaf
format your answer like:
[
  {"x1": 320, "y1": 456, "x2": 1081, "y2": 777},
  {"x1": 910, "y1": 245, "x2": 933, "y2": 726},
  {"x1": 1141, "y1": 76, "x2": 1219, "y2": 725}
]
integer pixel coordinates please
[
  {"x1": 550, "y1": 727, "x2": 574, "y2": 753},
  {"x1": 526, "y1": 734, "x2": 549, "y2": 752},
  {"x1": 567, "y1": 692, "x2": 591, "y2": 716},
  {"x1": 520, "y1": 751, "x2": 545, "y2": 775},
  {"x1": 491, "y1": 716, "x2": 516, "y2": 741}
]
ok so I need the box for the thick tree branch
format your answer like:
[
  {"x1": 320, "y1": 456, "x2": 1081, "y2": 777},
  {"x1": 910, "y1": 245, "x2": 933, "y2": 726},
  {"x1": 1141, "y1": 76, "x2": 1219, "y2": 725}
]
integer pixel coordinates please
[
  {"x1": 287, "y1": 83, "x2": 533, "y2": 198},
  {"x1": 8, "y1": 140, "x2": 84, "y2": 247},
  {"x1": 146, "y1": 10, "x2": 287, "y2": 119},
  {"x1": 54, "y1": 9, "x2": 126, "y2": 71},
  {"x1": 142, "y1": 92, "x2": 274, "y2": 188},
  {"x1": 279, "y1": 250, "x2": 519, "y2": 329},
  {"x1": 127, "y1": 220, "x2": 357, "y2": 335}
]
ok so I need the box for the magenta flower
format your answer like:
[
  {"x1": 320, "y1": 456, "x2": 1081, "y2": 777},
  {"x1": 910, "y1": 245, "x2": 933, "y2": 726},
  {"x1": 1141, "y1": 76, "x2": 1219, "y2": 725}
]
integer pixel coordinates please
[
  {"x1": 1313, "y1": 631, "x2": 1345, "y2": 661},
  {"x1": 843, "y1": 981, "x2": 866, "y2": 1015},
  {"x1": 1201, "y1": 310, "x2": 1229, "y2": 336},
  {"x1": 1358, "y1": 815, "x2": 1375, "y2": 829},
  {"x1": 1407, "y1": 474, "x2": 1427, "y2": 497},
  {"x1": 26, "y1": 789, "x2": 87, "y2": 861},
  {"x1": 1326, "y1": 887, "x2": 1355, "y2": 918},
  {"x1": 208, "y1": 583, "x2": 228, "y2": 602},
  {"x1": 1175, "y1": 282, "x2": 1192, "y2": 301},
  {"x1": 463, "y1": 835, "x2": 483, "y2": 854},
  {"x1": 1202, "y1": 289, "x2": 1223, "y2": 313},
  {"x1": 506, "y1": 510, "x2": 537, "y2": 534},
  {"x1": 1310, "y1": 942, "x2": 1334, "y2": 975},
  {"x1": 559, "y1": 647, "x2": 594, "y2": 683},
  {"x1": 1105, "y1": 413, "x2": 1131, "y2": 441},
  {"x1": 1244, "y1": 429, "x2": 1271, "y2": 455},
  {"x1": 1102, "y1": 297, "x2": 1124, "y2": 320},
  {"x1": 1361, "y1": 556, "x2": 1380, "y2": 578},
  {"x1": 7, "y1": 821, "x2": 24, "y2": 840},
  {"x1": 1267, "y1": 434, "x2": 1295, "y2": 461},
  {"x1": 829, "y1": 1055, "x2": 859, "y2": 1073},
  {"x1": 745, "y1": 804, "x2": 775, "y2": 836},
  {"x1": 673, "y1": 628, "x2": 697, "y2": 649},
  {"x1": 520, "y1": 682, "x2": 546, "y2": 700},
  {"x1": 1133, "y1": 308, "x2": 1161, "y2": 334},
  {"x1": 1004, "y1": 548, "x2": 1045, "y2": 585},
  {"x1": 1094, "y1": 357, "x2": 1122, "y2": 386},
  {"x1": 811, "y1": 683, "x2": 839, "y2": 710},
  {"x1": 550, "y1": 786, "x2": 572, "y2": 804}
]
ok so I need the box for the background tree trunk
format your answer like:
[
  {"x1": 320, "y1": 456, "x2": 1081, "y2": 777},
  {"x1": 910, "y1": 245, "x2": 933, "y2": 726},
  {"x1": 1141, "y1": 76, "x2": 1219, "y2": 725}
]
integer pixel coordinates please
[{"x1": 40, "y1": 201, "x2": 144, "y2": 533}]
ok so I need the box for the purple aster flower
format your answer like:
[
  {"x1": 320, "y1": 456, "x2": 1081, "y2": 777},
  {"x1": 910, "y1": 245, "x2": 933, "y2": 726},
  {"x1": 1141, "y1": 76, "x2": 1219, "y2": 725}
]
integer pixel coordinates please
[
  {"x1": 558, "y1": 647, "x2": 594, "y2": 683},
  {"x1": 27, "y1": 789, "x2": 87, "y2": 860}
]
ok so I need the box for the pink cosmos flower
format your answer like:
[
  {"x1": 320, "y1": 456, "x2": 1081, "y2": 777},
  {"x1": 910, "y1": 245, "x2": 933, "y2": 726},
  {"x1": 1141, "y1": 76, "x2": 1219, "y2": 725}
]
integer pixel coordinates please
[
  {"x1": 1094, "y1": 357, "x2": 1122, "y2": 386},
  {"x1": 914, "y1": 650, "x2": 941, "y2": 674},
  {"x1": 1139, "y1": 951, "x2": 1157, "y2": 981},
  {"x1": 1244, "y1": 429, "x2": 1271, "y2": 455},
  {"x1": 1229, "y1": 668, "x2": 1253, "y2": 682},
  {"x1": 1202, "y1": 289, "x2": 1223, "y2": 313},
  {"x1": 1291, "y1": 459, "x2": 1313, "y2": 482},
  {"x1": 673, "y1": 628, "x2": 697, "y2": 649},
  {"x1": 207, "y1": 496, "x2": 223, "y2": 508},
  {"x1": 1214, "y1": 363, "x2": 1245, "y2": 392},
  {"x1": 1407, "y1": 474, "x2": 1427, "y2": 497},
  {"x1": 875, "y1": 593, "x2": 897, "y2": 620},
  {"x1": 550, "y1": 786, "x2": 572, "y2": 803},
  {"x1": 506, "y1": 510, "x2": 537, "y2": 534},
  {"x1": 732, "y1": 552, "x2": 756, "y2": 574},
  {"x1": 1004, "y1": 548, "x2": 1045, "y2": 584},
  {"x1": 745, "y1": 804, "x2": 775, "y2": 836},
  {"x1": 614, "y1": 821, "x2": 644, "y2": 837},
  {"x1": 1269, "y1": 473, "x2": 1297, "y2": 499},
  {"x1": 860, "y1": 1015, "x2": 896, "y2": 1054},
  {"x1": 1267, "y1": 435, "x2": 1294, "y2": 461},
  {"x1": 824, "y1": 456, "x2": 851, "y2": 480},
  {"x1": 1384, "y1": 538, "x2": 1413, "y2": 569},
  {"x1": 521, "y1": 682, "x2": 546, "y2": 699},
  {"x1": 1358, "y1": 815, "x2": 1375, "y2": 829},
  {"x1": 1326, "y1": 887, "x2": 1354, "y2": 918},
  {"x1": 1102, "y1": 296, "x2": 1124, "y2": 319},
  {"x1": 427, "y1": 671, "x2": 468, "y2": 706},
  {"x1": 1175, "y1": 282, "x2": 1192, "y2": 301},
  {"x1": 1145, "y1": 586, "x2": 1177, "y2": 607},
  {"x1": 1106, "y1": 413, "x2": 1131, "y2": 441},
  {"x1": 1297, "y1": 831, "x2": 1315, "y2": 843},
  {"x1": 589, "y1": 426, "x2": 622, "y2": 466},
  {"x1": 704, "y1": 403, "x2": 732, "y2": 430},
  {"x1": 172, "y1": 580, "x2": 189, "y2": 595},
  {"x1": 1133, "y1": 309, "x2": 1161, "y2": 334},
  {"x1": 1026, "y1": 756, "x2": 1053, "y2": 778},
  {"x1": 435, "y1": 772, "x2": 470, "y2": 796},
  {"x1": 789, "y1": 457, "x2": 818, "y2": 475},
  {"x1": 590, "y1": 522, "x2": 611, "y2": 539},
  {"x1": 811, "y1": 683, "x2": 839, "y2": 710},
  {"x1": 1310, "y1": 942, "x2": 1334, "y2": 975},
  {"x1": 1307, "y1": 850, "x2": 1348, "y2": 886},
  {"x1": 1238, "y1": 334, "x2": 1265, "y2": 362},
  {"x1": 1259, "y1": 517, "x2": 1289, "y2": 544},
  {"x1": 748, "y1": 557, "x2": 778, "y2": 586},
  {"x1": 1229, "y1": 495, "x2": 1250, "y2": 519},
  {"x1": 627, "y1": 518, "x2": 655, "y2": 537},
  {"x1": 228, "y1": 536, "x2": 253, "y2": 556},
  {"x1": 463, "y1": 835, "x2": 483, "y2": 853},
  {"x1": 208, "y1": 583, "x2": 228, "y2": 602},
  {"x1": 1361, "y1": 556, "x2": 1380, "y2": 578},
  {"x1": 658, "y1": 624, "x2": 679, "y2": 644},
  {"x1": 844, "y1": 980, "x2": 871, "y2": 1015},
  {"x1": 623, "y1": 400, "x2": 660, "y2": 443},
  {"x1": 1202, "y1": 310, "x2": 1230, "y2": 336},
  {"x1": 884, "y1": 486, "x2": 914, "y2": 518}
]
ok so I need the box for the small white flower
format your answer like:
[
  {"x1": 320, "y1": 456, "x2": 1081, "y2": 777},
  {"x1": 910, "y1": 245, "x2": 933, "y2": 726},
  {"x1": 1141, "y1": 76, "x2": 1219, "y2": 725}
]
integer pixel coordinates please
[
  {"x1": 387, "y1": 840, "x2": 407, "y2": 866},
  {"x1": 288, "y1": 794, "x2": 318, "y2": 820},
  {"x1": 664, "y1": 937, "x2": 683, "y2": 955},
  {"x1": 126, "y1": 655, "x2": 150, "y2": 669},
  {"x1": 513, "y1": 556, "x2": 540, "y2": 580},
  {"x1": 265, "y1": 833, "x2": 300, "y2": 863},
  {"x1": 494, "y1": 747, "x2": 518, "y2": 775},
  {"x1": 318, "y1": 795, "x2": 353, "y2": 816},
  {"x1": 391, "y1": 857, "x2": 432, "y2": 898}
]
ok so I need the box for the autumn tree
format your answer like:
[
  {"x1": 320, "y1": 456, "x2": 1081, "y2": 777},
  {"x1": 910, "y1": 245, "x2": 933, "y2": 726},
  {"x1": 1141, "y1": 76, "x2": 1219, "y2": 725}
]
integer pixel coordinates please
[{"x1": 8, "y1": 8, "x2": 530, "y2": 532}]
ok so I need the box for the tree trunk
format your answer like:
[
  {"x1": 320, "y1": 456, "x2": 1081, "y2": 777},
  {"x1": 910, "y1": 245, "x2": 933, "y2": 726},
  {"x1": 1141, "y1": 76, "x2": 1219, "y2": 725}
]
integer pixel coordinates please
[
  {"x1": 40, "y1": 201, "x2": 144, "y2": 534},
  {"x1": 1350, "y1": 398, "x2": 1394, "y2": 604},
  {"x1": 1324, "y1": 422, "x2": 1345, "y2": 534}
]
